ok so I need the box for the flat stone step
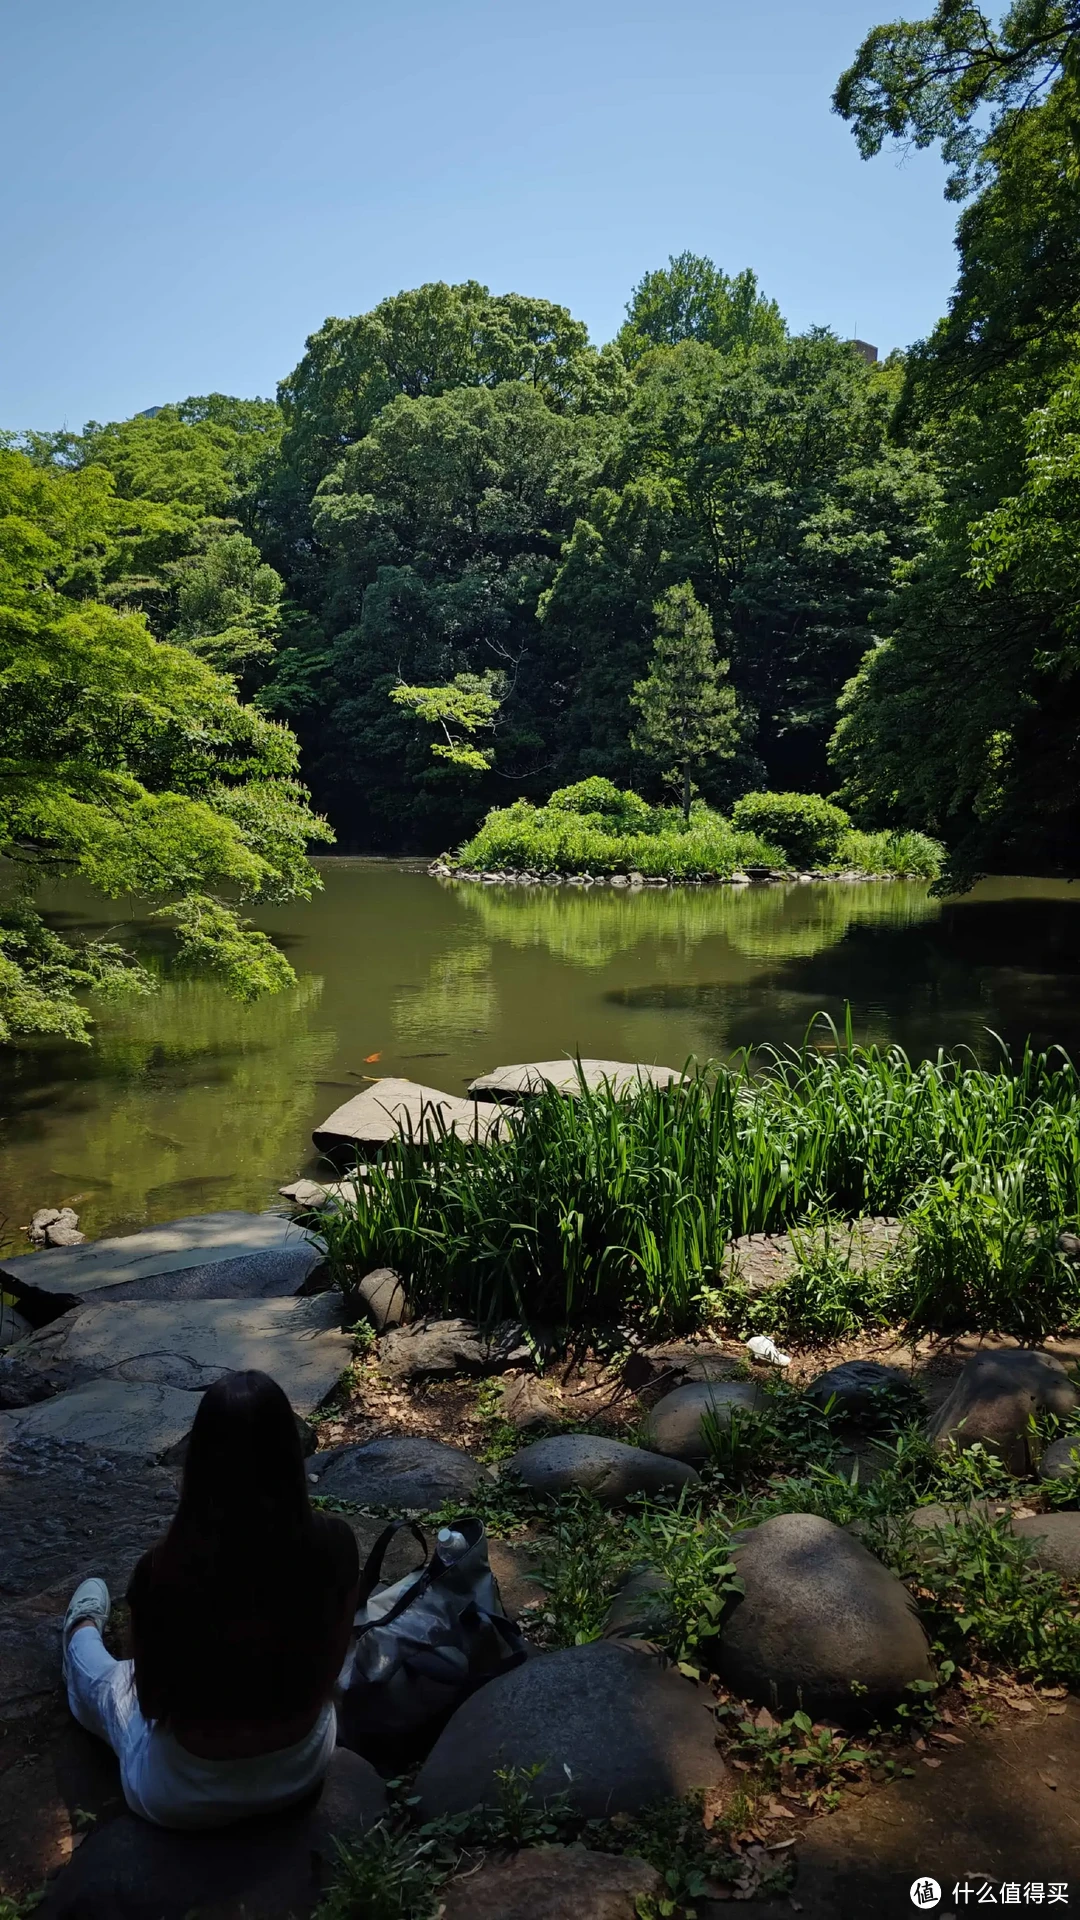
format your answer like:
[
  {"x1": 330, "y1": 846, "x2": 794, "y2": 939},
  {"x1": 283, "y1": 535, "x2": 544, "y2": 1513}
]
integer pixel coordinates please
[
  {"x1": 0, "y1": 1293, "x2": 350, "y2": 1412},
  {"x1": 468, "y1": 1058, "x2": 684, "y2": 1102},
  {"x1": 0, "y1": 1211, "x2": 325, "y2": 1324},
  {"x1": 313, "y1": 1077, "x2": 503, "y2": 1155},
  {"x1": 0, "y1": 1380, "x2": 204, "y2": 1461}
]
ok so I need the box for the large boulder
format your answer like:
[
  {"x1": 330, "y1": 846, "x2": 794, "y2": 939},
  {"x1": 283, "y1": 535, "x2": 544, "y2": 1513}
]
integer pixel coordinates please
[
  {"x1": 1011, "y1": 1512, "x2": 1080, "y2": 1578},
  {"x1": 307, "y1": 1434, "x2": 487, "y2": 1510},
  {"x1": 714, "y1": 1512, "x2": 934, "y2": 1721},
  {"x1": 467, "y1": 1059, "x2": 683, "y2": 1102},
  {"x1": 640, "y1": 1380, "x2": 766, "y2": 1464},
  {"x1": 414, "y1": 1641, "x2": 726, "y2": 1821},
  {"x1": 378, "y1": 1317, "x2": 528, "y2": 1380},
  {"x1": 804, "y1": 1359, "x2": 914, "y2": 1422},
  {"x1": 506, "y1": 1433, "x2": 699, "y2": 1502},
  {"x1": 439, "y1": 1846, "x2": 663, "y2": 1920},
  {"x1": 621, "y1": 1341, "x2": 743, "y2": 1394},
  {"x1": 927, "y1": 1349, "x2": 1079, "y2": 1474},
  {"x1": 38, "y1": 1746, "x2": 388, "y2": 1919}
]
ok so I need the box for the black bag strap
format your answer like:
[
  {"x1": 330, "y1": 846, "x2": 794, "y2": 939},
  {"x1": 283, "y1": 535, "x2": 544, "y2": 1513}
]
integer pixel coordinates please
[{"x1": 357, "y1": 1520, "x2": 429, "y2": 1607}]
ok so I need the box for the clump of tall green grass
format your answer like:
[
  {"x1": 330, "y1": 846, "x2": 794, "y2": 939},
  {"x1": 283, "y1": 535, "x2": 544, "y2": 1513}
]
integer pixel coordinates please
[
  {"x1": 319, "y1": 1028, "x2": 1080, "y2": 1339},
  {"x1": 454, "y1": 778, "x2": 944, "y2": 880}
]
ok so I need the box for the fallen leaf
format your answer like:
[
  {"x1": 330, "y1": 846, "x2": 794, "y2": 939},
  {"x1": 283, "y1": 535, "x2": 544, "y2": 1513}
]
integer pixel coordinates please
[
  {"x1": 932, "y1": 1731, "x2": 964, "y2": 1746},
  {"x1": 766, "y1": 1799, "x2": 794, "y2": 1819},
  {"x1": 1039, "y1": 1772, "x2": 1059, "y2": 1791},
  {"x1": 1046, "y1": 1704, "x2": 1067, "y2": 1715},
  {"x1": 921, "y1": 1757, "x2": 942, "y2": 1768}
]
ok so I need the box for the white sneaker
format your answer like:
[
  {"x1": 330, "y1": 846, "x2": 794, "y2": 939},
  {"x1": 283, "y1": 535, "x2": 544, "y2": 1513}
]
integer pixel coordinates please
[
  {"x1": 64, "y1": 1576, "x2": 111, "y2": 1645},
  {"x1": 746, "y1": 1334, "x2": 792, "y2": 1367}
]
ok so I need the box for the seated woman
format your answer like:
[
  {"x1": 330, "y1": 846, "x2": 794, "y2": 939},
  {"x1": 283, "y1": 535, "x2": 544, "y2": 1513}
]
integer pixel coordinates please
[{"x1": 61, "y1": 1369, "x2": 360, "y2": 1829}]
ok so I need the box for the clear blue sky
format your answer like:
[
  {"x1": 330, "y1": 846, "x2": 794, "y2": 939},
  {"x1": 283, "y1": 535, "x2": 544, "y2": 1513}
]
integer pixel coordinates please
[{"x1": 2, "y1": 0, "x2": 961, "y2": 433}]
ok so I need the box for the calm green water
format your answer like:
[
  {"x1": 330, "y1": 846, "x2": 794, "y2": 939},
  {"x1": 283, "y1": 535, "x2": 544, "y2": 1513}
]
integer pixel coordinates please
[{"x1": 2, "y1": 863, "x2": 1079, "y2": 1242}]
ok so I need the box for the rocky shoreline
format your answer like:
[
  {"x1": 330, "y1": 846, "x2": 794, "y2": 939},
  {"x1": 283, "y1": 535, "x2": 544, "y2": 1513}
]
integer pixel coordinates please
[{"x1": 428, "y1": 861, "x2": 902, "y2": 888}]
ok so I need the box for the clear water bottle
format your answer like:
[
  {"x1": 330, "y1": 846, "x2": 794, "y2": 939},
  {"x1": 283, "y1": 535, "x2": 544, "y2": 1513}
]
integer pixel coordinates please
[{"x1": 435, "y1": 1526, "x2": 468, "y2": 1565}]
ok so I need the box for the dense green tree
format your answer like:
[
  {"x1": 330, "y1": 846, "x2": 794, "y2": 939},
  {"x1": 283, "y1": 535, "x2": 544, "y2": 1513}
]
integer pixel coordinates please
[
  {"x1": 276, "y1": 281, "x2": 626, "y2": 497},
  {"x1": 0, "y1": 448, "x2": 330, "y2": 1042},
  {"x1": 834, "y1": 0, "x2": 1079, "y2": 199},
  {"x1": 630, "y1": 582, "x2": 739, "y2": 816},
  {"x1": 544, "y1": 333, "x2": 934, "y2": 796},
  {"x1": 272, "y1": 380, "x2": 614, "y2": 846},
  {"x1": 831, "y1": 4, "x2": 1080, "y2": 879},
  {"x1": 618, "y1": 251, "x2": 786, "y2": 362}
]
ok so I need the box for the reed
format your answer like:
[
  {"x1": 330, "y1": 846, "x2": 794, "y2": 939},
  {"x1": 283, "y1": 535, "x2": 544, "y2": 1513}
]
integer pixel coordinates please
[{"x1": 319, "y1": 1023, "x2": 1080, "y2": 1338}]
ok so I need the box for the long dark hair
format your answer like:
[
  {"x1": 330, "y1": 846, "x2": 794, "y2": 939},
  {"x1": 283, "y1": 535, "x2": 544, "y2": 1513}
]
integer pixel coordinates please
[{"x1": 131, "y1": 1371, "x2": 318, "y2": 1721}]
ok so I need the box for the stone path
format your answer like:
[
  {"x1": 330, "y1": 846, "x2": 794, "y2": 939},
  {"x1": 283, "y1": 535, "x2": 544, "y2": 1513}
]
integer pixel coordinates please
[
  {"x1": 312, "y1": 1077, "x2": 504, "y2": 1154},
  {"x1": 468, "y1": 1057, "x2": 683, "y2": 1100},
  {"x1": 0, "y1": 1211, "x2": 325, "y2": 1319}
]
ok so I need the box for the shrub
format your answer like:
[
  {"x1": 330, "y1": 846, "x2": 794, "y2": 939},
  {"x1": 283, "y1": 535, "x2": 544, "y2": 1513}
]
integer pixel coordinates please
[
  {"x1": 731, "y1": 792, "x2": 851, "y2": 867},
  {"x1": 838, "y1": 829, "x2": 945, "y2": 880},
  {"x1": 457, "y1": 799, "x2": 780, "y2": 878}
]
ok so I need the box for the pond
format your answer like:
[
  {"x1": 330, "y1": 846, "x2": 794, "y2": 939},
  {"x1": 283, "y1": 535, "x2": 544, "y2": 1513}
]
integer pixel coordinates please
[{"x1": 3, "y1": 863, "x2": 1079, "y2": 1242}]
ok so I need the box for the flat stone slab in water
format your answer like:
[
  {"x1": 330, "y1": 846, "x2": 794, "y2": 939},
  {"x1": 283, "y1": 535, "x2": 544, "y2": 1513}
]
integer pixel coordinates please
[
  {"x1": 313, "y1": 1078, "x2": 503, "y2": 1154},
  {"x1": 0, "y1": 1379, "x2": 203, "y2": 1461},
  {"x1": 468, "y1": 1058, "x2": 683, "y2": 1101},
  {"x1": 0, "y1": 1211, "x2": 325, "y2": 1321},
  {"x1": 0, "y1": 1293, "x2": 350, "y2": 1411}
]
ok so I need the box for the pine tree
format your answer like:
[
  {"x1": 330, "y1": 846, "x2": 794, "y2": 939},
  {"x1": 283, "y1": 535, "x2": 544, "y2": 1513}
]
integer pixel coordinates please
[{"x1": 630, "y1": 582, "x2": 739, "y2": 819}]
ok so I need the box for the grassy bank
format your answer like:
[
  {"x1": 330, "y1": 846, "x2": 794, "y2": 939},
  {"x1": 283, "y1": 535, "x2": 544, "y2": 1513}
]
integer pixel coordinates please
[
  {"x1": 452, "y1": 783, "x2": 944, "y2": 882},
  {"x1": 320, "y1": 1033, "x2": 1080, "y2": 1339}
]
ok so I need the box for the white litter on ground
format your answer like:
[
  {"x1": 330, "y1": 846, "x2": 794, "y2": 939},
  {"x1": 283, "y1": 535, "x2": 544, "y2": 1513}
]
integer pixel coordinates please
[{"x1": 746, "y1": 1334, "x2": 792, "y2": 1367}]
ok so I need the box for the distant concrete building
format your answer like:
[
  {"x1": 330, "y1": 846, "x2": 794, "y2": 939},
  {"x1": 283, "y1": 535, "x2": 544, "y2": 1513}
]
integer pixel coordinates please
[
  {"x1": 136, "y1": 405, "x2": 164, "y2": 418},
  {"x1": 850, "y1": 340, "x2": 879, "y2": 366}
]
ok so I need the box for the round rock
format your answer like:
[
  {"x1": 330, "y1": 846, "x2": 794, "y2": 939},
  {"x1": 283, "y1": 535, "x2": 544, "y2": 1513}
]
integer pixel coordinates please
[
  {"x1": 307, "y1": 1434, "x2": 487, "y2": 1509},
  {"x1": 927, "y1": 1349, "x2": 1078, "y2": 1474},
  {"x1": 1037, "y1": 1435, "x2": 1080, "y2": 1484},
  {"x1": 1011, "y1": 1512, "x2": 1080, "y2": 1577},
  {"x1": 37, "y1": 1746, "x2": 388, "y2": 1919},
  {"x1": 715, "y1": 1511, "x2": 934, "y2": 1721},
  {"x1": 353, "y1": 1266, "x2": 409, "y2": 1332},
  {"x1": 804, "y1": 1360, "x2": 914, "y2": 1421},
  {"x1": 506, "y1": 1434, "x2": 699, "y2": 1502},
  {"x1": 414, "y1": 1640, "x2": 726, "y2": 1821},
  {"x1": 640, "y1": 1380, "x2": 766, "y2": 1464}
]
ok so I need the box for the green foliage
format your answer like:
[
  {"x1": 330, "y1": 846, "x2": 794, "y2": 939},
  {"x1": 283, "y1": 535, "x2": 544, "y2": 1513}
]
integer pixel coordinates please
[
  {"x1": 321, "y1": 1033, "x2": 1080, "y2": 1337},
  {"x1": 457, "y1": 797, "x2": 777, "y2": 879},
  {"x1": 833, "y1": 0, "x2": 1077, "y2": 200},
  {"x1": 731, "y1": 791, "x2": 851, "y2": 867},
  {"x1": 0, "y1": 447, "x2": 330, "y2": 1040},
  {"x1": 906, "y1": 1167, "x2": 1080, "y2": 1335},
  {"x1": 619, "y1": 251, "x2": 786, "y2": 362},
  {"x1": 831, "y1": 10, "x2": 1080, "y2": 881},
  {"x1": 835, "y1": 828, "x2": 944, "y2": 877},
  {"x1": 389, "y1": 671, "x2": 503, "y2": 771},
  {"x1": 315, "y1": 1823, "x2": 455, "y2": 1920},
  {"x1": 630, "y1": 583, "x2": 740, "y2": 817},
  {"x1": 532, "y1": 1492, "x2": 633, "y2": 1645},
  {"x1": 917, "y1": 1512, "x2": 1080, "y2": 1687}
]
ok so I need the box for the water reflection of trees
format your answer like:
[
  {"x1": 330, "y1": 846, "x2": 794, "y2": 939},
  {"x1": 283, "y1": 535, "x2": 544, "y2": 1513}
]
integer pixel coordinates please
[
  {"x1": 457, "y1": 879, "x2": 937, "y2": 969},
  {"x1": 0, "y1": 976, "x2": 334, "y2": 1239},
  {"x1": 392, "y1": 944, "x2": 498, "y2": 1044}
]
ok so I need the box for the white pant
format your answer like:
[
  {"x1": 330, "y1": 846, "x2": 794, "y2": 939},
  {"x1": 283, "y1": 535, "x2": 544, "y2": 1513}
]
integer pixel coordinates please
[{"x1": 64, "y1": 1625, "x2": 337, "y2": 1830}]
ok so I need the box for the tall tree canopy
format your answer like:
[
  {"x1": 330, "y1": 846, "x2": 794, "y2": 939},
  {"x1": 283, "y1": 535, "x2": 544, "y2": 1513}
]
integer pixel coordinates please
[
  {"x1": 831, "y1": 3, "x2": 1080, "y2": 880},
  {"x1": 0, "y1": 447, "x2": 329, "y2": 1042},
  {"x1": 618, "y1": 252, "x2": 786, "y2": 362}
]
